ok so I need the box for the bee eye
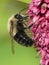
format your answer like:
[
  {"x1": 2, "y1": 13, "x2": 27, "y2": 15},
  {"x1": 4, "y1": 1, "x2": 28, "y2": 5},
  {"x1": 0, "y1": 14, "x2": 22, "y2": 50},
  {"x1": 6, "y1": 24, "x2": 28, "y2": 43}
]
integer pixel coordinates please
[{"x1": 14, "y1": 14, "x2": 19, "y2": 19}]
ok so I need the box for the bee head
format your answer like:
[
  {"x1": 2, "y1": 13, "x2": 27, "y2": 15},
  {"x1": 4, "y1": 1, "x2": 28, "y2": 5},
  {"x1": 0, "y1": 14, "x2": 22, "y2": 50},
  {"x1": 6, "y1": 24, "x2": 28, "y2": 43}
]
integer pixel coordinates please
[{"x1": 14, "y1": 14, "x2": 23, "y2": 21}]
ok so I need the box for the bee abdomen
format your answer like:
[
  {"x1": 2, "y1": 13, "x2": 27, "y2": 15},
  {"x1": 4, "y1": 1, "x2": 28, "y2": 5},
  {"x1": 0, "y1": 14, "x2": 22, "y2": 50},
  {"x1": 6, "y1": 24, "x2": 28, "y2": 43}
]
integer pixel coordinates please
[{"x1": 14, "y1": 32, "x2": 35, "y2": 47}]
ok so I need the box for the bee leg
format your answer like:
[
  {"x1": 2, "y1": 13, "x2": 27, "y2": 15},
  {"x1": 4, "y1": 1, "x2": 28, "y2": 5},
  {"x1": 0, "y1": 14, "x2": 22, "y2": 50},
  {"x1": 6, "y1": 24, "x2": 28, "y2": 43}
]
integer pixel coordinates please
[
  {"x1": 9, "y1": 21, "x2": 15, "y2": 54},
  {"x1": 25, "y1": 24, "x2": 33, "y2": 29},
  {"x1": 11, "y1": 38, "x2": 15, "y2": 54},
  {"x1": 23, "y1": 23, "x2": 33, "y2": 30},
  {"x1": 23, "y1": 16, "x2": 29, "y2": 20}
]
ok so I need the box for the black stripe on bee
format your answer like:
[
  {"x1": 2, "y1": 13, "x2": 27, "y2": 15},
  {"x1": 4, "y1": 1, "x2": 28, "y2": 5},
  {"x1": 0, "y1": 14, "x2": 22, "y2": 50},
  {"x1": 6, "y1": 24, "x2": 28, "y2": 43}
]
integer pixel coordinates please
[{"x1": 14, "y1": 32, "x2": 35, "y2": 47}]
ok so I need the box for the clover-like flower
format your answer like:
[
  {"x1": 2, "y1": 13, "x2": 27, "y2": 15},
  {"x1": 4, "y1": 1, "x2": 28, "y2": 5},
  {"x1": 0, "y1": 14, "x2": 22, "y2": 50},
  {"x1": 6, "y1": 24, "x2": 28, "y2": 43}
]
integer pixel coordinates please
[{"x1": 27, "y1": 0, "x2": 49, "y2": 65}]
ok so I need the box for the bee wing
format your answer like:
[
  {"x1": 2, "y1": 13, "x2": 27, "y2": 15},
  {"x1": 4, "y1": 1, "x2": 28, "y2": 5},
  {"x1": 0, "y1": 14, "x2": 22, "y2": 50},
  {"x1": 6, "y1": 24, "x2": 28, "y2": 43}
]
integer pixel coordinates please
[
  {"x1": 25, "y1": 28, "x2": 33, "y2": 38},
  {"x1": 23, "y1": 21, "x2": 33, "y2": 38}
]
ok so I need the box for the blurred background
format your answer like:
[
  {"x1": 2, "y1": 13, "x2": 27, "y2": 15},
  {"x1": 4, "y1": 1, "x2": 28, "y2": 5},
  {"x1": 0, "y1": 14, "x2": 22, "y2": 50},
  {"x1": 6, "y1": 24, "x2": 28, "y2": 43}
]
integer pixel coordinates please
[{"x1": 0, "y1": 0, "x2": 40, "y2": 65}]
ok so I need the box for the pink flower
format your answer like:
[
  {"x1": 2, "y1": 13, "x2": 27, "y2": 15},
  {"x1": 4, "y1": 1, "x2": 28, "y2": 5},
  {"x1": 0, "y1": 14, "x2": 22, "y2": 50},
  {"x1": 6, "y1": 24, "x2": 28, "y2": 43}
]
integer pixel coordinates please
[
  {"x1": 27, "y1": 19, "x2": 33, "y2": 26},
  {"x1": 40, "y1": 58, "x2": 46, "y2": 65},
  {"x1": 26, "y1": 0, "x2": 49, "y2": 65},
  {"x1": 45, "y1": 60, "x2": 49, "y2": 65},
  {"x1": 44, "y1": 0, "x2": 49, "y2": 3},
  {"x1": 32, "y1": 0, "x2": 42, "y2": 7},
  {"x1": 31, "y1": 6, "x2": 40, "y2": 15},
  {"x1": 47, "y1": 4, "x2": 49, "y2": 8},
  {"x1": 33, "y1": 15, "x2": 40, "y2": 23},
  {"x1": 45, "y1": 11, "x2": 49, "y2": 19},
  {"x1": 41, "y1": 3, "x2": 47, "y2": 14},
  {"x1": 26, "y1": 10, "x2": 33, "y2": 17},
  {"x1": 44, "y1": 38, "x2": 49, "y2": 46}
]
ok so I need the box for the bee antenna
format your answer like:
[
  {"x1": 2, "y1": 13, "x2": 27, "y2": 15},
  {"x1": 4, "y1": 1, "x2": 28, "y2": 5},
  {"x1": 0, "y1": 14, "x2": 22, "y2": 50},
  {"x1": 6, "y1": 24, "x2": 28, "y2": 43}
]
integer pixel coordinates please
[{"x1": 19, "y1": 6, "x2": 28, "y2": 14}]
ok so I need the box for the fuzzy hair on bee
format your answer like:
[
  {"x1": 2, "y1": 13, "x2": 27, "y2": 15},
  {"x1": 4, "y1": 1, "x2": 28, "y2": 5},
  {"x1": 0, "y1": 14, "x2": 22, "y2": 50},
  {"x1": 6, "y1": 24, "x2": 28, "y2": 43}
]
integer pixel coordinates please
[{"x1": 8, "y1": 15, "x2": 18, "y2": 37}]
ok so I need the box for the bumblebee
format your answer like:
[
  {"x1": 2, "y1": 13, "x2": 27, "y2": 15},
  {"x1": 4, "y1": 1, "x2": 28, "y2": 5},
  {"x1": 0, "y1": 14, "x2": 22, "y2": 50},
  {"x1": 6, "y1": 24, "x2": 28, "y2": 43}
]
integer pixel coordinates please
[{"x1": 8, "y1": 9, "x2": 35, "y2": 53}]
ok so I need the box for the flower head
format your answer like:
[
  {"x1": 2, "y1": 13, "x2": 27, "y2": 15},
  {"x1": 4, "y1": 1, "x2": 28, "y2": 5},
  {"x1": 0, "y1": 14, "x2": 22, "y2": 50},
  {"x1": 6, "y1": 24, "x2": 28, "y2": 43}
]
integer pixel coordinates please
[{"x1": 27, "y1": 0, "x2": 49, "y2": 65}]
